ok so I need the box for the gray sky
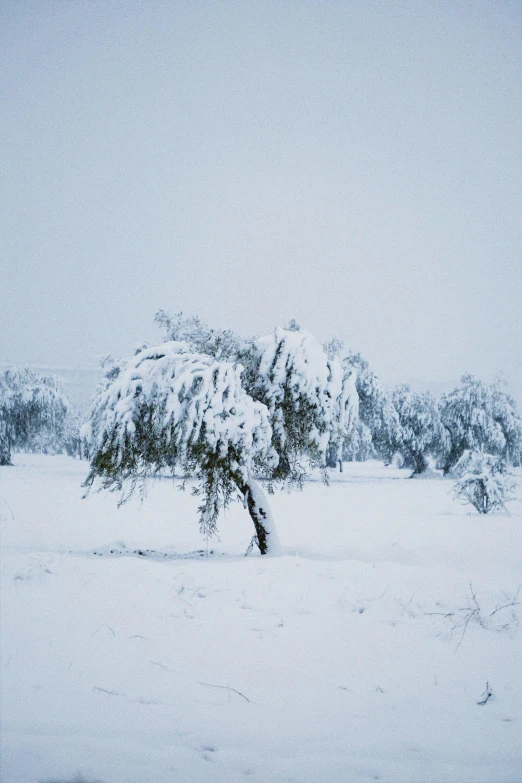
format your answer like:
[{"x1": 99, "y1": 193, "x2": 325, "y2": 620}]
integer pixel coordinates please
[{"x1": 2, "y1": 0, "x2": 521, "y2": 402}]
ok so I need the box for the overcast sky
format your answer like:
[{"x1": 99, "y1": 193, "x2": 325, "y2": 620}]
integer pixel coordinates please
[{"x1": 2, "y1": 0, "x2": 521, "y2": 401}]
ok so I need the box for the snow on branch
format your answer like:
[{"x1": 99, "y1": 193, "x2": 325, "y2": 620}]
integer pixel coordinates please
[{"x1": 85, "y1": 341, "x2": 275, "y2": 474}]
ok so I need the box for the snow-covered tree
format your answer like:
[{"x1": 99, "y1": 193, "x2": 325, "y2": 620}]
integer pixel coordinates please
[
  {"x1": 392, "y1": 385, "x2": 447, "y2": 475},
  {"x1": 324, "y1": 341, "x2": 401, "y2": 464},
  {"x1": 453, "y1": 450, "x2": 516, "y2": 514},
  {"x1": 440, "y1": 375, "x2": 522, "y2": 473},
  {"x1": 346, "y1": 352, "x2": 402, "y2": 463},
  {"x1": 0, "y1": 368, "x2": 69, "y2": 465},
  {"x1": 324, "y1": 366, "x2": 359, "y2": 470},
  {"x1": 83, "y1": 326, "x2": 357, "y2": 554},
  {"x1": 83, "y1": 341, "x2": 280, "y2": 552}
]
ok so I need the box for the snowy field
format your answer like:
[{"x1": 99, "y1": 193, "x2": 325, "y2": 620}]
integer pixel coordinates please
[{"x1": 1, "y1": 455, "x2": 521, "y2": 783}]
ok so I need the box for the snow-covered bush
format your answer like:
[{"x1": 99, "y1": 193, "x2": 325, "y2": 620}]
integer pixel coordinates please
[
  {"x1": 453, "y1": 450, "x2": 516, "y2": 514},
  {"x1": 0, "y1": 368, "x2": 69, "y2": 465},
  {"x1": 83, "y1": 327, "x2": 358, "y2": 554},
  {"x1": 440, "y1": 375, "x2": 522, "y2": 473}
]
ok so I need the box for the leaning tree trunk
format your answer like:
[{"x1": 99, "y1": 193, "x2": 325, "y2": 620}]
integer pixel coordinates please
[{"x1": 236, "y1": 472, "x2": 282, "y2": 555}]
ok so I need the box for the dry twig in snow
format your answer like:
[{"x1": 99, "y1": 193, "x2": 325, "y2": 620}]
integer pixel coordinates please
[{"x1": 198, "y1": 681, "x2": 251, "y2": 702}]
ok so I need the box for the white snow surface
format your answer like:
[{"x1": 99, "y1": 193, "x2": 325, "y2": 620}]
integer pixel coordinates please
[{"x1": 1, "y1": 454, "x2": 522, "y2": 783}]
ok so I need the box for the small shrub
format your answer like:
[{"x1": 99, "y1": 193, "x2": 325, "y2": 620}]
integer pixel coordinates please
[{"x1": 453, "y1": 450, "x2": 516, "y2": 514}]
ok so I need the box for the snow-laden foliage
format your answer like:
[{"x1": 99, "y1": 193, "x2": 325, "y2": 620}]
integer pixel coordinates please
[
  {"x1": 323, "y1": 336, "x2": 346, "y2": 362},
  {"x1": 325, "y1": 365, "x2": 360, "y2": 469},
  {"x1": 342, "y1": 419, "x2": 374, "y2": 462},
  {"x1": 440, "y1": 375, "x2": 522, "y2": 473},
  {"x1": 83, "y1": 341, "x2": 276, "y2": 539},
  {"x1": 330, "y1": 366, "x2": 359, "y2": 467},
  {"x1": 154, "y1": 317, "x2": 359, "y2": 479},
  {"x1": 0, "y1": 368, "x2": 69, "y2": 465},
  {"x1": 392, "y1": 385, "x2": 447, "y2": 475},
  {"x1": 245, "y1": 328, "x2": 354, "y2": 484},
  {"x1": 490, "y1": 381, "x2": 522, "y2": 467},
  {"x1": 154, "y1": 309, "x2": 246, "y2": 362},
  {"x1": 345, "y1": 351, "x2": 402, "y2": 462},
  {"x1": 285, "y1": 318, "x2": 302, "y2": 332},
  {"x1": 325, "y1": 341, "x2": 402, "y2": 463},
  {"x1": 61, "y1": 407, "x2": 86, "y2": 458},
  {"x1": 453, "y1": 450, "x2": 517, "y2": 514}
]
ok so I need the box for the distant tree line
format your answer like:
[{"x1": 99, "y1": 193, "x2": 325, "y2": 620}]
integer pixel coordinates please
[
  {"x1": 324, "y1": 337, "x2": 521, "y2": 475},
  {"x1": 3, "y1": 317, "x2": 520, "y2": 485}
]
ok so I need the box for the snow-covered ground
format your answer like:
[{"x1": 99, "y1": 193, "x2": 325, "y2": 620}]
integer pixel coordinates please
[{"x1": 1, "y1": 455, "x2": 521, "y2": 783}]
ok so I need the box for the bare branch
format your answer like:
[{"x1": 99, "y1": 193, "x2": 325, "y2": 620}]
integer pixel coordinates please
[
  {"x1": 149, "y1": 661, "x2": 170, "y2": 670},
  {"x1": 92, "y1": 623, "x2": 116, "y2": 637},
  {"x1": 198, "y1": 681, "x2": 251, "y2": 702},
  {"x1": 490, "y1": 585, "x2": 521, "y2": 617}
]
